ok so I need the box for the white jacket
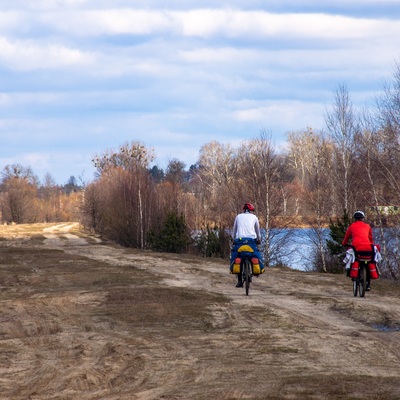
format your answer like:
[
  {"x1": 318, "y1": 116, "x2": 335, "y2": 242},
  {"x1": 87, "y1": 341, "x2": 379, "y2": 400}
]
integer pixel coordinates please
[
  {"x1": 232, "y1": 212, "x2": 261, "y2": 240},
  {"x1": 374, "y1": 246, "x2": 382, "y2": 263},
  {"x1": 343, "y1": 248, "x2": 355, "y2": 270}
]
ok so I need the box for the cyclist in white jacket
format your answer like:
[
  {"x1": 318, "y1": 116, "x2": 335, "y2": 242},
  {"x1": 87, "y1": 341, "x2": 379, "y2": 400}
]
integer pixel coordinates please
[
  {"x1": 232, "y1": 206, "x2": 262, "y2": 241},
  {"x1": 230, "y1": 203, "x2": 264, "y2": 287}
]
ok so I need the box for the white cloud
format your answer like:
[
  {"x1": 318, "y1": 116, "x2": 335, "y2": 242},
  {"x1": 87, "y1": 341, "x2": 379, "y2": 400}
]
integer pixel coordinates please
[
  {"x1": 1, "y1": 7, "x2": 396, "y2": 43},
  {"x1": 30, "y1": 9, "x2": 400, "y2": 44},
  {"x1": 179, "y1": 46, "x2": 245, "y2": 63},
  {"x1": 21, "y1": 152, "x2": 51, "y2": 168},
  {"x1": 0, "y1": 11, "x2": 24, "y2": 32},
  {"x1": 91, "y1": 9, "x2": 172, "y2": 35},
  {"x1": 233, "y1": 100, "x2": 325, "y2": 131},
  {"x1": 0, "y1": 37, "x2": 93, "y2": 70},
  {"x1": 0, "y1": 91, "x2": 62, "y2": 107}
]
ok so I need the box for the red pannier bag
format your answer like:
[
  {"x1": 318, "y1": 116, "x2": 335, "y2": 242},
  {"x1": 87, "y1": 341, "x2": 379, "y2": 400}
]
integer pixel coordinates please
[
  {"x1": 349, "y1": 261, "x2": 359, "y2": 279},
  {"x1": 369, "y1": 262, "x2": 379, "y2": 279}
]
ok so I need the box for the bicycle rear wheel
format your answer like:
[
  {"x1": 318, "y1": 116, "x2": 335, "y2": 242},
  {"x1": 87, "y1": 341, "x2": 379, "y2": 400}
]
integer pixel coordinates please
[
  {"x1": 244, "y1": 259, "x2": 251, "y2": 296},
  {"x1": 353, "y1": 278, "x2": 358, "y2": 297},
  {"x1": 359, "y1": 263, "x2": 366, "y2": 297}
]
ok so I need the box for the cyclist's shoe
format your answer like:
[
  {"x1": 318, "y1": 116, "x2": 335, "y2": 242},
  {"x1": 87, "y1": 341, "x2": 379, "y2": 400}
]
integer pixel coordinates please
[
  {"x1": 236, "y1": 281, "x2": 243, "y2": 288},
  {"x1": 366, "y1": 283, "x2": 371, "y2": 291}
]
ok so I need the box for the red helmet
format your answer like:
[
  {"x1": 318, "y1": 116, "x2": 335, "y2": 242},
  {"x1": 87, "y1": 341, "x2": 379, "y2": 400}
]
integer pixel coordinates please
[{"x1": 243, "y1": 203, "x2": 255, "y2": 212}]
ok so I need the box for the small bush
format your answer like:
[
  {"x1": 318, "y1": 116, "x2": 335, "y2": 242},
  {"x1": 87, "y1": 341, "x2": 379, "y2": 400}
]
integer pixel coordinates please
[
  {"x1": 194, "y1": 225, "x2": 230, "y2": 258},
  {"x1": 147, "y1": 211, "x2": 191, "y2": 253},
  {"x1": 325, "y1": 210, "x2": 351, "y2": 273}
]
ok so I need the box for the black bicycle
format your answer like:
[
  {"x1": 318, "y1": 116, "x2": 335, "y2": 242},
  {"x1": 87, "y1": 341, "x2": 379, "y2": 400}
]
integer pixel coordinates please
[{"x1": 352, "y1": 250, "x2": 372, "y2": 298}]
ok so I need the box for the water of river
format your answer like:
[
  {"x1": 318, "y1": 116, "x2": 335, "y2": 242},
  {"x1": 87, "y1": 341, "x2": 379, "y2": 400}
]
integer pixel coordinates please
[
  {"x1": 270, "y1": 226, "x2": 399, "y2": 271},
  {"x1": 266, "y1": 228, "x2": 329, "y2": 271}
]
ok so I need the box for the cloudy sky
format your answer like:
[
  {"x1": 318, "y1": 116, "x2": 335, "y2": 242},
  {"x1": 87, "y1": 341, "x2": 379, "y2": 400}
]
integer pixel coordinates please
[{"x1": 1, "y1": 1, "x2": 399, "y2": 184}]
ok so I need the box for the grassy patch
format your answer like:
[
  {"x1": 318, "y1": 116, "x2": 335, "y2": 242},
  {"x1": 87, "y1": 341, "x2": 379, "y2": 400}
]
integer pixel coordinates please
[
  {"x1": 103, "y1": 286, "x2": 226, "y2": 334},
  {"x1": 0, "y1": 241, "x2": 229, "y2": 339}
]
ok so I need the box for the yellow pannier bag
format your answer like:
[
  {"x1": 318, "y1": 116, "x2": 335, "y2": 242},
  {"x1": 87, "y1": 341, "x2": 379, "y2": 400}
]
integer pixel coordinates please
[
  {"x1": 252, "y1": 257, "x2": 265, "y2": 275},
  {"x1": 232, "y1": 257, "x2": 241, "y2": 274},
  {"x1": 253, "y1": 264, "x2": 261, "y2": 275}
]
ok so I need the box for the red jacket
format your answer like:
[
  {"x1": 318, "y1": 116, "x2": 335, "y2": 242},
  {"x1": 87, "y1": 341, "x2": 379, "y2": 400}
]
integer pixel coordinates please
[{"x1": 342, "y1": 220, "x2": 373, "y2": 251}]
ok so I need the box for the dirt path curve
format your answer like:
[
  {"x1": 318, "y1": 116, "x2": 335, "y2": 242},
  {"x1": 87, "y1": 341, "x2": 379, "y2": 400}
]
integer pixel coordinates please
[{"x1": 1, "y1": 223, "x2": 400, "y2": 399}]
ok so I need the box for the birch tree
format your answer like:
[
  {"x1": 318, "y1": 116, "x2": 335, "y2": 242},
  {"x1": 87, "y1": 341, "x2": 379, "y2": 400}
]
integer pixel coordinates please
[
  {"x1": 196, "y1": 141, "x2": 238, "y2": 226},
  {"x1": 287, "y1": 128, "x2": 334, "y2": 271},
  {"x1": 236, "y1": 131, "x2": 292, "y2": 267},
  {"x1": 324, "y1": 84, "x2": 359, "y2": 215}
]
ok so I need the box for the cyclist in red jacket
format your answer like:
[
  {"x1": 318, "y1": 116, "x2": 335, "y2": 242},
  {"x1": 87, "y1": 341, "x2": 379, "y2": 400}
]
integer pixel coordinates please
[{"x1": 342, "y1": 210, "x2": 374, "y2": 289}]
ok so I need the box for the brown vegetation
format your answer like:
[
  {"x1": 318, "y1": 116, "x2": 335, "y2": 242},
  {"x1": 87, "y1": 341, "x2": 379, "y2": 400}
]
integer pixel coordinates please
[{"x1": 0, "y1": 165, "x2": 82, "y2": 224}]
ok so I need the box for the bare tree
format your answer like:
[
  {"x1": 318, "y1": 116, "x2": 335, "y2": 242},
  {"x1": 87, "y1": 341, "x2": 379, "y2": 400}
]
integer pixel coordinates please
[
  {"x1": 88, "y1": 141, "x2": 156, "y2": 248},
  {"x1": 0, "y1": 164, "x2": 39, "y2": 223},
  {"x1": 374, "y1": 61, "x2": 400, "y2": 203},
  {"x1": 367, "y1": 61, "x2": 400, "y2": 279},
  {"x1": 302, "y1": 130, "x2": 333, "y2": 271},
  {"x1": 196, "y1": 141, "x2": 238, "y2": 227},
  {"x1": 324, "y1": 84, "x2": 359, "y2": 215},
  {"x1": 236, "y1": 131, "x2": 294, "y2": 267},
  {"x1": 376, "y1": 60, "x2": 400, "y2": 139},
  {"x1": 287, "y1": 128, "x2": 313, "y2": 188}
]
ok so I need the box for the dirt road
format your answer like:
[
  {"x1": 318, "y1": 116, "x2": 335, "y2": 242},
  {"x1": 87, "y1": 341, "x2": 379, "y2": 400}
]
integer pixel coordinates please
[{"x1": 1, "y1": 223, "x2": 400, "y2": 399}]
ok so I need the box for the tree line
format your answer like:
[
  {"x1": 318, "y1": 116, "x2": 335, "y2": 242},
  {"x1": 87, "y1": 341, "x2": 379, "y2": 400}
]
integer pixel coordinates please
[
  {"x1": 2, "y1": 63, "x2": 400, "y2": 279},
  {"x1": 0, "y1": 164, "x2": 83, "y2": 224}
]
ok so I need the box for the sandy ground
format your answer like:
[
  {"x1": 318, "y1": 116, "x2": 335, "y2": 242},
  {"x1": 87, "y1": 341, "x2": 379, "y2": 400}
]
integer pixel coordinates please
[{"x1": 0, "y1": 223, "x2": 400, "y2": 399}]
